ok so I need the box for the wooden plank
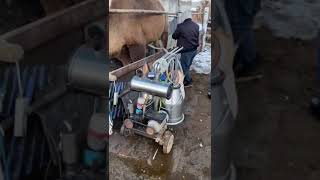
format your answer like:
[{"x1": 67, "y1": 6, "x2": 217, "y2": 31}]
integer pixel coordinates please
[
  {"x1": 40, "y1": 0, "x2": 73, "y2": 15},
  {"x1": 109, "y1": 51, "x2": 165, "y2": 81},
  {"x1": 0, "y1": 0, "x2": 106, "y2": 51},
  {"x1": 109, "y1": 9, "x2": 176, "y2": 15}
]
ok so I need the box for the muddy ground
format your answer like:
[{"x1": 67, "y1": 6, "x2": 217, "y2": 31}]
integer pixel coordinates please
[
  {"x1": 232, "y1": 28, "x2": 320, "y2": 180},
  {"x1": 109, "y1": 73, "x2": 211, "y2": 180}
]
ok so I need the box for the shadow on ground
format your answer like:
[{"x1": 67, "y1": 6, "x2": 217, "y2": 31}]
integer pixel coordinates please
[{"x1": 232, "y1": 28, "x2": 320, "y2": 180}]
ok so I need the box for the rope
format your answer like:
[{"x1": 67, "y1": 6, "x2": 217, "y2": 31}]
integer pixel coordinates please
[{"x1": 148, "y1": 44, "x2": 163, "y2": 50}]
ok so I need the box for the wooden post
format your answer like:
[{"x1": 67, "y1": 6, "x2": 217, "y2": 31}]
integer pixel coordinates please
[{"x1": 201, "y1": 7, "x2": 209, "y2": 52}]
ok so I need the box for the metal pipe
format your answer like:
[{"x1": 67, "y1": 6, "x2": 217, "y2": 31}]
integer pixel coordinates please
[
  {"x1": 132, "y1": 128, "x2": 154, "y2": 139},
  {"x1": 109, "y1": 9, "x2": 177, "y2": 16},
  {"x1": 28, "y1": 85, "x2": 67, "y2": 112},
  {"x1": 68, "y1": 46, "x2": 107, "y2": 96},
  {"x1": 130, "y1": 76, "x2": 173, "y2": 99}
]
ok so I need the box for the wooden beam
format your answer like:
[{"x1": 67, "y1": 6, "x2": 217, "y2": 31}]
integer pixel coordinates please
[
  {"x1": 0, "y1": 0, "x2": 106, "y2": 51},
  {"x1": 109, "y1": 9, "x2": 177, "y2": 15},
  {"x1": 109, "y1": 51, "x2": 165, "y2": 81},
  {"x1": 201, "y1": 7, "x2": 210, "y2": 52}
]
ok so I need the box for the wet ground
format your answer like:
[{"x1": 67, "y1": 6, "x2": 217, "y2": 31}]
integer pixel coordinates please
[
  {"x1": 232, "y1": 28, "x2": 320, "y2": 180},
  {"x1": 109, "y1": 73, "x2": 211, "y2": 180}
]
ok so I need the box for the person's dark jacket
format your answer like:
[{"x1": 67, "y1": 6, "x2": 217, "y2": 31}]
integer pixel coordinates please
[{"x1": 172, "y1": 18, "x2": 200, "y2": 53}]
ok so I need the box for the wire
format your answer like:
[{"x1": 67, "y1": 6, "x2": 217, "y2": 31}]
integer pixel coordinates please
[
  {"x1": 38, "y1": 113, "x2": 62, "y2": 179},
  {"x1": 44, "y1": 159, "x2": 51, "y2": 180},
  {"x1": 15, "y1": 62, "x2": 23, "y2": 97},
  {"x1": 0, "y1": 134, "x2": 6, "y2": 179}
]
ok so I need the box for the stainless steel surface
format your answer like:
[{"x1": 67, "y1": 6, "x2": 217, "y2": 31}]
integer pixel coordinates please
[
  {"x1": 130, "y1": 76, "x2": 173, "y2": 99},
  {"x1": 68, "y1": 46, "x2": 107, "y2": 96},
  {"x1": 165, "y1": 85, "x2": 184, "y2": 125}
]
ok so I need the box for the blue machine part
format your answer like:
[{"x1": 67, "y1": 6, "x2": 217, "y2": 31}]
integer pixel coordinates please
[
  {"x1": 0, "y1": 65, "x2": 49, "y2": 180},
  {"x1": 160, "y1": 72, "x2": 167, "y2": 82},
  {"x1": 83, "y1": 149, "x2": 105, "y2": 167},
  {"x1": 109, "y1": 82, "x2": 127, "y2": 122}
]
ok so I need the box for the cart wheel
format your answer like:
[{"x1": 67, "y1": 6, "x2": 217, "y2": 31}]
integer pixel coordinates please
[
  {"x1": 120, "y1": 124, "x2": 132, "y2": 137},
  {"x1": 162, "y1": 131, "x2": 174, "y2": 154}
]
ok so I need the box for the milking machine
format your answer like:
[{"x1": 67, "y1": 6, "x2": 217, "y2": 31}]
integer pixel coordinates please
[{"x1": 109, "y1": 47, "x2": 185, "y2": 154}]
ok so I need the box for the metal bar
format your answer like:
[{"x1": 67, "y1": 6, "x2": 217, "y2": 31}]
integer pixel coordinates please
[
  {"x1": 0, "y1": 0, "x2": 106, "y2": 51},
  {"x1": 28, "y1": 86, "x2": 67, "y2": 112},
  {"x1": 109, "y1": 8, "x2": 177, "y2": 15},
  {"x1": 132, "y1": 128, "x2": 154, "y2": 139}
]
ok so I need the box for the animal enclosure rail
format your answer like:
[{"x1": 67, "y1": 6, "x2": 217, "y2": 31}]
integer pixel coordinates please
[
  {"x1": 109, "y1": 50, "x2": 165, "y2": 81},
  {"x1": 109, "y1": 8, "x2": 177, "y2": 16}
]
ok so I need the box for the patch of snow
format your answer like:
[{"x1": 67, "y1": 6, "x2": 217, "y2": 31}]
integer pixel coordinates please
[
  {"x1": 191, "y1": 46, "x2": 211, "y2": 74},
  {"x1": 255, "y1": 0, "x2": 320, "y2": 40},
  {"x1": 191, "y1": 7, "x2": 197, "y2": 11},
  {"x1": 197, "y1": 23, "x2": 203, "y2": 32}
]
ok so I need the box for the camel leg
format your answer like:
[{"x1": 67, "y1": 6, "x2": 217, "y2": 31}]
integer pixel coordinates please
[
  {"x1": 128, "y1": 44, "x2": 147, "y2": 62},
  {"x1": 115, "y1": 46, "x2": 132, "y2": 66},
  {"x1": 161, "y1": 31, "x2": 168, "y2": 49}
]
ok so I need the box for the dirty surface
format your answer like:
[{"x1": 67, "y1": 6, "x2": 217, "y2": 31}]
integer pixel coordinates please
[
  {"x1": 109, "y1": 73, "x2": 211, "y2": 180},
  {"x1": 232, "y1": 28, "x2": 320, "y2": 180}
]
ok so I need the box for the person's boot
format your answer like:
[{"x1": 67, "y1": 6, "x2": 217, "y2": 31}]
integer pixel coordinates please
[{"x1": 183, "y1": 80, "x2": 193, "y2": 88}]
